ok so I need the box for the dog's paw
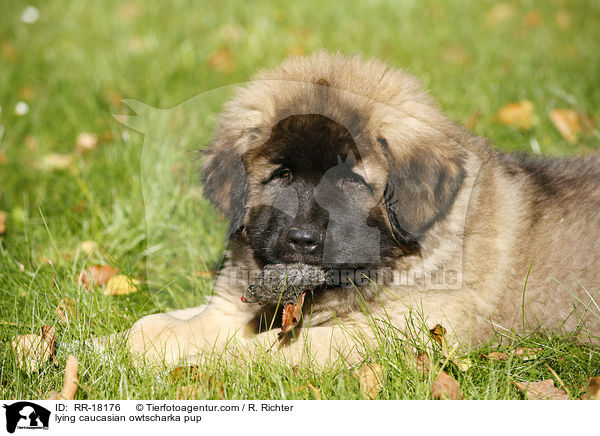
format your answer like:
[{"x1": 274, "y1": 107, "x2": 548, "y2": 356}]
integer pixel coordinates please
[{"x1": 126, "y1": 313, "x2": 197, "y2": 365}]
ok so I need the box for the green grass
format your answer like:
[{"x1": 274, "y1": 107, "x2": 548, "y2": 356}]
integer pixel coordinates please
[{"x1": 1, "y1": 0, "x2": 599, "y2": 399}]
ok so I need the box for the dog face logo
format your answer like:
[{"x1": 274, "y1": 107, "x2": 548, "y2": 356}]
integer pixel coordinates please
[{"x1": 3, "y1": 402, "x2": 51, "y2": 433}]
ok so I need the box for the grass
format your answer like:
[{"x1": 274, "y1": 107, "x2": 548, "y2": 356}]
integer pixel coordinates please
[{"x1": 1, "y1": 0, "x2": 599, "y2": 399}]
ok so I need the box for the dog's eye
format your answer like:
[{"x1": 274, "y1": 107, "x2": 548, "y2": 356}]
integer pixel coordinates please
[{"x1": 271, "y1": 168, "x2": 292, "y2": 183}]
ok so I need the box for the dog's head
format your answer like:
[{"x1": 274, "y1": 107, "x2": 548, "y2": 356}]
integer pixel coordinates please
[{"x1": 202, "y1": 52, "x2": 468, "y2": 272}]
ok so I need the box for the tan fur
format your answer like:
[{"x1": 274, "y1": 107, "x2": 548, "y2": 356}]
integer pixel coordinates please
[{"x1": 128, "y1": 52, "x2": 600, "y2": 366}]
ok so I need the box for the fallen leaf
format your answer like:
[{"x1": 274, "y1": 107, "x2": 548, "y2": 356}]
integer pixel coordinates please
[
  {"x1": 195, "y1": 270, "x2": 214, "y2": 279},
  {"x1": 0, "y1": 210, "x2": 6, "y2": 234},
  {"x1": 359, "y1": 363, "x2": 383, "y2": 400},
  {"x1": 55, "y1": 297, "x2": 77, "y2": 325},
  {"x1": 75, "y1": 132, "x2": 99, "y2": 153},
  {"x1": 555, "y1": 9, "x2": 571, "y2": 30},
  {"x1": 292, "y1": 383, "x2": 322, "y2": 400},
  {"x1": 117, "y1": 1, "x2": 144, "y2": 21},
  {"x1": 414, "y1": 351, "x2": 432, "y2": 377},
  {"x1": 587, "y1": 376, "x2": 600, "y2": 400},
  {"x1": 18, "y1": 85, "x2": 34, "y2": 100},
  {"x1": 104, "y1": 274, "x2": 138, "y2": 296},
  {"x1": 12, "y1": 331, "x2": 53, "y2": 373},
  {"x1": 47, "y1": 355, "x2": 79, "y2": 400},
  {"x1": 77, "y1": 264, "x2": 119, "y2": 290},
  {"x1": 511, "y1": 347, "x2": 542, "y2": 360},
  {"x1": 38, "y1": 153, "x2": 73, "y2": 170},
  {"x1": 549, "y1": 109, "x2": 581, "y2": 144},
  {"x1": 484, "y1": 347, "x2": 542, "y2": 361},
  {"x1": 429, "y1": 324, "x2": 447, "y2": 346},
  {"x1": 80, "y1": 240, "x2": 99, "y2": 255},
  {"x1": 486, "y1": 3, "x2": 514, "y2": 25},
  {"x1": 280, "y1": 293, "x2": 305, "y2": 335},
  {"x1": 171, "y1": 366, "x2": 224, "y2": 399},
  {"x1": 524, "y1": 11, "x2": 543, "y2": 28},
  {"x1": 513, "y1": 379, "x2": 569, "y2": 400},
  {"x1": 170, "y1": 365, "x2": 202, "y2": 383},
  {"x1": 483, "y1": 351, "x2": 509, "y2": 361},
  {"x1": 497, "y1": 100, "x2": 536, "y2": 130},
  {"x1": 441, "y1": 45, "x2": 470, "y2": 66},
  {"x1": 208, "y1": 47, "x2": 236, "y2": 73},
  {"x1": 431, "y1": 371, "x2": 463, "y2": 400}
]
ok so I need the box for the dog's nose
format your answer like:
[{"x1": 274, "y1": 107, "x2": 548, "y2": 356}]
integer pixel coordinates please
[{"x1": 287, "y1": 226, "x2": 322, "y2": 253}]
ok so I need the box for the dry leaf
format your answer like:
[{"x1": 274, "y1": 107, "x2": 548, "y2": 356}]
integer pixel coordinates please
[
  {"x1": 75, "y1": 132, "x2": 99, "y2": 153},
  {"x1": 104, "y1": 274, "x2": 138, "y2": 296},
  {"x1": 497, "y1": 101, "x2": 536, "y2": 130},
  {"x1": 292, "y1": 383, "x2": 322, "y2": 400},
  {"x1": 486, "y1": 3, "x2": 514, "y2": 25},
  {"x1": 524, "y1": 11, "x2": 542, "y2": 28},
  {"x1": 414, "y1": 351, "x2": 432, "y2": 377},
  {"x1": 359, "y1": 363, "x2": 383, "y2": 400},
  {"x1": 39, "y1": 153, "x2": 73, "y2": 170},
  {"x1": 483, "y1": 351, "x2": 509, "y2": 361},
  {"x1": 77, "y1": 264, "x2": 119, "y2": 290},
  {"x1": 47, "y1": 355, "x2": 79, "y2": 400},
  {"x1": 441, "y1": 45, "x2": 470, "y2": 66},
  {"x1": 511, "y1": 347, "x2": 542, "y2": 360},
  {"x1": 513, "y1": 379, "x2": 569, "y2": 400},
  {"x1": 280, "y1": 293, "x2": 305, "y2": 335},
  {"x1": 171, "y1": 366, "x2": 224, "y2": 399},
  {"x1": 429, "y1": 324, "x2": 447, "y2": 346},
  {"x1": 0, "y1": 210, "x2": 6, "y2": 235},
  {"x1": 12, "y1": 330, "x2": 54, "y2": 373},
  {"x1": 587, "y1": 376, "x2": 600, "y2": 400},
  {"x1": 484, "y1": 347, "x2": 542, "y2": 362},
  {"x1": 55, "y1": 297, "x2": 77, "y2": 324},
  {"x1": 555, "y1": 9, "x2": 571, "y2": 30},
  {"x1": 80, "y1": 240, "x2": 99, "y2": 256},
  {"x1": 195, "y1": 270, "x2": 214, "y2": 279},
  {"x1": 170, "y1": 365, "x2": 202, "y2": 382},
  {"x1": 431, "y1": 371, "x2": 463, "y2": 400},
  {"x1": 208, "y1": 47, "x2": 236, "y2": 73},
  {"x1": 549, "y1": 109, "x2": 581, "y2": 144}
]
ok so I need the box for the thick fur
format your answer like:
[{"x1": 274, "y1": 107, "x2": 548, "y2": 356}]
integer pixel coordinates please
[{"x1": 128, "y1": 52, "x2": 600, "y2": 366}]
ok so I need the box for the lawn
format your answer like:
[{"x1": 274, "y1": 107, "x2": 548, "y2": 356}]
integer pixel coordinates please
[{"x1": 1, "y1": 0, "x2": 599, "y2": 399}]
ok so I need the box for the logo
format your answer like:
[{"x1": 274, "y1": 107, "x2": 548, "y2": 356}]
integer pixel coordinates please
[{"x1": 3, "y1": 402, "x2": 50, "y2": 433}]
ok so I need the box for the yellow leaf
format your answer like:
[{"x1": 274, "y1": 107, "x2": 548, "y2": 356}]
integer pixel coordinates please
[
  {"x1": 104, "y1": 274, "x2": 138, "y2": 296},
  {"x1": 549, "y1": 109, "x2": 581, "y2": 144},
  {"x1": 497, "y1": 100, "x2": 536, "y2": 130}
]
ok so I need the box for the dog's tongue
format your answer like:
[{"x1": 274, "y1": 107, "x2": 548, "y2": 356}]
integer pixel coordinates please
[{"x1": 242, "y1": 263, "x2": 327, "y2": 306}]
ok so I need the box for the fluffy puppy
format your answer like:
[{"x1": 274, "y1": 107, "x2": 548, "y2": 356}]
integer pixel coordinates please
[{"x1": 127, "y1": 52, "x2": 600, "y2": 365}]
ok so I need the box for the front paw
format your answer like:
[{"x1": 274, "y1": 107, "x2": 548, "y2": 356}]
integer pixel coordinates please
[{"x1": 127, "y1": 313, "x2": 195, "y2": 365}]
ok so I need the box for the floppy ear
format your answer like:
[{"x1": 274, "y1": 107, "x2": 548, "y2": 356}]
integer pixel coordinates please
[
  {"x1": 379, "y1": 137, "x2": 465, "y2": 247},
  {"x1": 201, "y1": 143, "x2": 248, "y2": 236}
]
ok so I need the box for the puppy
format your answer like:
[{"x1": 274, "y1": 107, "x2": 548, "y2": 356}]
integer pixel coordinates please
[{"x1": 127, "y1": 51, "x2": 600, "y2": 366}]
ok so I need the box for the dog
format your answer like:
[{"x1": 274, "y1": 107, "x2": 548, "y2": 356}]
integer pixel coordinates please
[{"x1": 126, "y1": 51, "x2": 600, "y2": 366}]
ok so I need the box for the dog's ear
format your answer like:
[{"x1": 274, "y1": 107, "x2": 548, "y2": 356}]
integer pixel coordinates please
[
  {"x1": 379, "y1": 137, "x2": 465, "y2": 247},
  {"x1": 202, "y1": 143, "x2": 248, "y2": 236}
]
